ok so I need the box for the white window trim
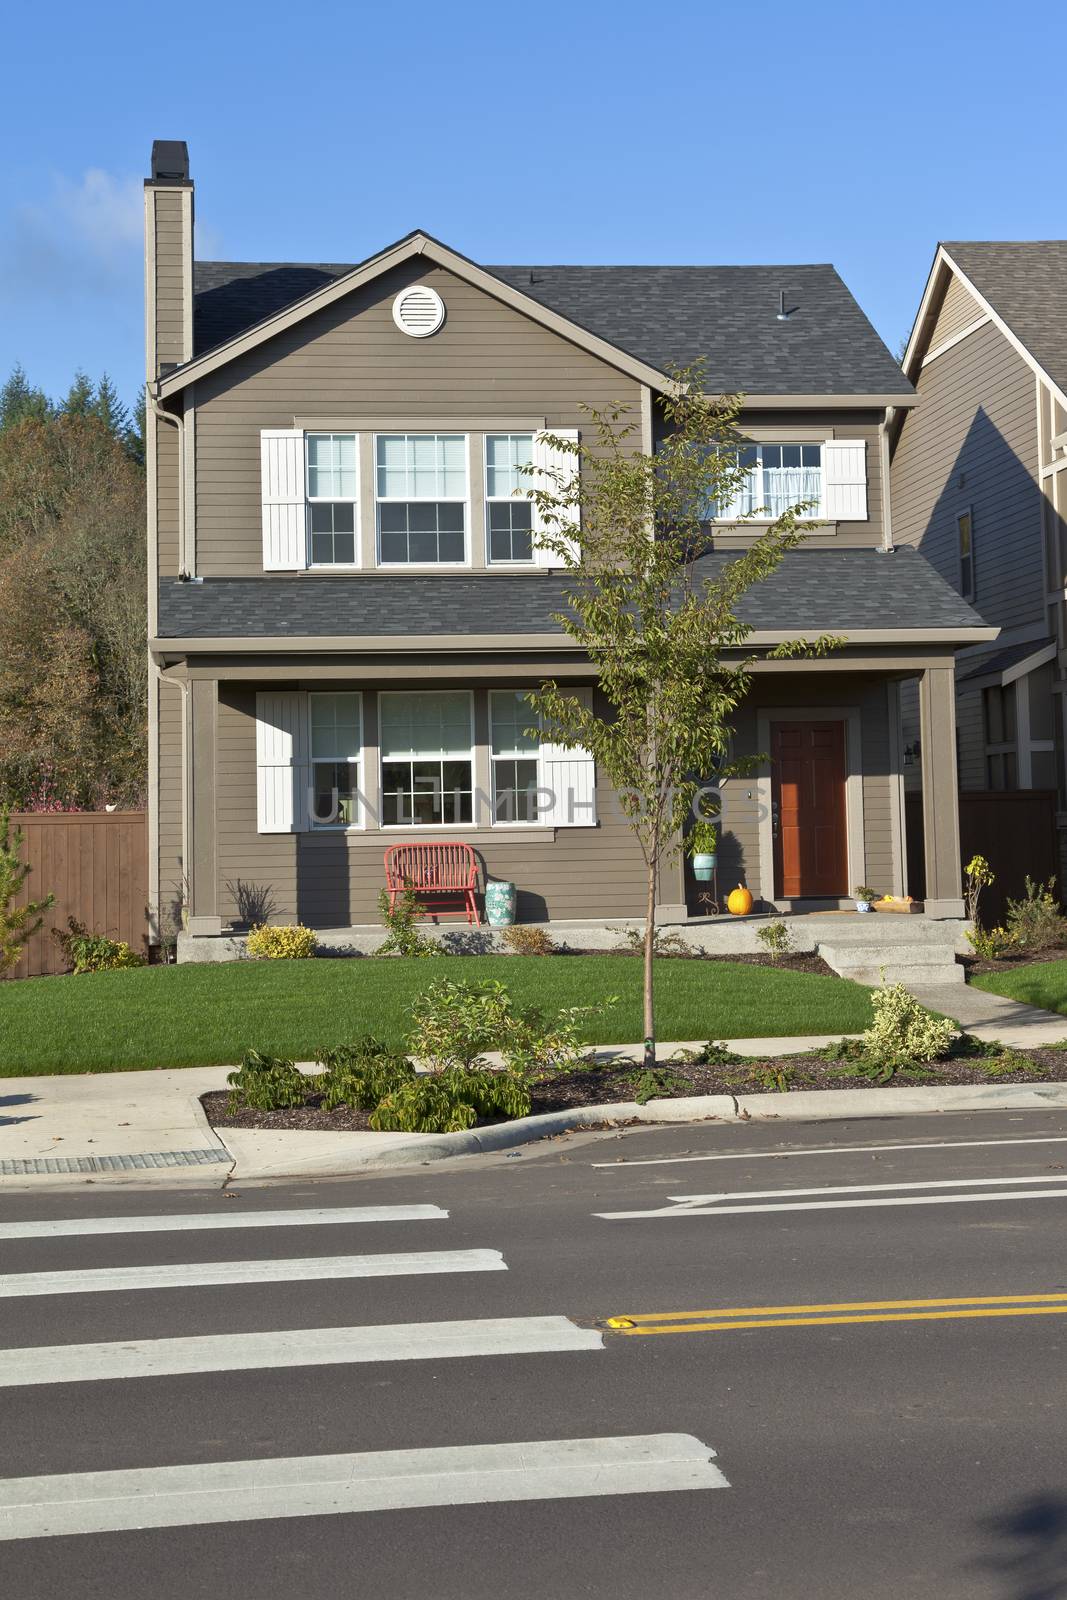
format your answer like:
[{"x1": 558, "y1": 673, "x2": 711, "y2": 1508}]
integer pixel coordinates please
[
  {"x1": 488, "y1": 690, "x2": 543, "y2": 827},
  {"x1": 485, "y1": 434, "x2": 536, "y2": 567},
  {"x1": 307, "y1": 691, "x2": 365, "y2": 831},
  {"x1": 377, "y1": 689, "x2": 477, "y2": 829},
  {"x1": 305, "y1": 432, "x2": 362, "y2": 570},
  {"x1": 373, "y1": 432, "x2": 472, "y2": 570},
  {"x1": 709, "y1": 441, "x2": 825, "y2": 524},
  {"x1": 958, "y1": 505, "x2": 976, "y2": 601}
]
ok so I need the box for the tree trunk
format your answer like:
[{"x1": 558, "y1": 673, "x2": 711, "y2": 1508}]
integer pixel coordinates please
[{"x1": 643, "y1": 861, "x2": 657, "y2": 1071}]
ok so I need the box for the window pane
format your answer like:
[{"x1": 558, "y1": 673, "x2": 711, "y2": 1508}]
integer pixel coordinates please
[
  {"x1": 494, "y1": 756, "x2": 539, "y2": 822},
  {"x1": 333, "y1": 531, "x2": 355, "y2": 563},
  {"x1": 311, "y1": 694, "x2": 360, "y2": 759},
  {"x1": 488, "y1": 501, "x2": 533, "y2": 562},
  {"x1": 380, "y1": 692, "x2": 472, "y2": 759},
  {"x1": 312, "y1": 761, "x2": 356, "y2": 827},
  {"x1": 491, "y1": 691, "x2": 538, "y2": 755},
  {"x1": 308, "y1": 433, "x2": 356, "y2": 499},
  {"x1": 311, "y1": 532, "x2": 333, "y2": 564},
  {"x1": 486, "y1": 433, "x2": 533, "y2": 497},
  {"x1": 376, "y1": 502, "x2": 466, "y2": 562}
]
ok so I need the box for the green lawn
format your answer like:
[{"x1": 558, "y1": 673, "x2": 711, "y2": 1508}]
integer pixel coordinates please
[
  {"x1": 971, "y1": 959, "x2": 1067, "y2": 1018},
  {"x1": 0, "y1": 956, "x2": 874, "y2": 1075}
]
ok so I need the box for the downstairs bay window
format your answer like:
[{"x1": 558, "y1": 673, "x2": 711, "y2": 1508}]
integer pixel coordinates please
[{"x1": 380, "y1": 691, "x2": 474, "y2": 825}]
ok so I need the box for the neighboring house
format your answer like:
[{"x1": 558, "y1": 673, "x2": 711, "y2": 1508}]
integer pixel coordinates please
[
  {"x1": 892, "y1": 241, "x2": 1067, "y2": 881},
  {"x1": 145, "y1": 141, "x2": 992, "y2": 943}
]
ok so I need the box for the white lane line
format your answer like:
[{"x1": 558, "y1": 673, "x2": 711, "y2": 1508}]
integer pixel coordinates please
[
  {"x1": 659, "y1": 1173, "x2": 1067, "y2": 1208},
  {"x1": 593, "y1": 1135, "x2": 1067, "y2": 1168},
  {"x1": 0, "y1": 1205, "x2": 448, "y2": 1240},
  {"x1": 0, "y1": 1316, "x2": 604, "y2": 1388},
  {"x1": 598, "y1": 1191, "x2": 1067, "y2": 1219},
  {"x1": 0, "y1": 1249, "x2": 505, "y2": 1299},
  {"x1": 0, "y1": 1433, "x2": 727, "y2": 1540}
]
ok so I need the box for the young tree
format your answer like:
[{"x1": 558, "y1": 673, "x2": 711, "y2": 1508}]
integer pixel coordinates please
[
  {"x1": 526, "y1": 375, "x2": 841, "y2": 1069},
  {"x1": 0, "y1": 813, "x2": 55, "y2": 976}
]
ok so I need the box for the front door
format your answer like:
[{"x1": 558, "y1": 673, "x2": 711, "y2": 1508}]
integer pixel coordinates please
[{"x1": 771, "y1": 720, "x2": 848, "y2": 898}]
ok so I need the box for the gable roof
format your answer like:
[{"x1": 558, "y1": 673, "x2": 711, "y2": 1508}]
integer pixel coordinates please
[
  {"x1": 165, "y1": 230, "x2": 913, "y2": 405},
  {"x1": 902, "y1": 241, "x2": 1067, "y2": 406},
  {"x1": 941, "y1": 242, "x2": 1067, "y2": 399}
]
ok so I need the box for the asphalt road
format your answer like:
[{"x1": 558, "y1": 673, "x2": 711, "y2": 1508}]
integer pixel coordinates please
[{"x1": 4, "y1": 1108, "x2": 1067, "y2": 1598}]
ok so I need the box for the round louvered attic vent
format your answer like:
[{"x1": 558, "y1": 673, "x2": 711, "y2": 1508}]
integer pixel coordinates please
[{"x1": 392, "y1": 285, "x2": 446, "y2": 338}]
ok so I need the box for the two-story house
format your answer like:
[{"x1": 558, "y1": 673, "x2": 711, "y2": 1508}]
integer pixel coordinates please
[
  {"x1": 892, "y1": 241, "x2": 1067, "y2": 890},
  {"x1": 145, "y1": 141, "x2": 992, "y2": 950}
]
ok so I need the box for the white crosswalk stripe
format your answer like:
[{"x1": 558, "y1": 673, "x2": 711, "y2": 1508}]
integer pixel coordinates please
[
  {"x1": 1, "y1": 1316, "x2": 604, "y2": 1388},
  {"x1": 0, "y1": 1434, "x2": 729, "y2": 1540},
  {"x1": 0, "y1": 1204, "x2": 449, "y2": 1240},
  {"x1": 0, "y1": 1248, "x2": 505, "y2": 1299}
]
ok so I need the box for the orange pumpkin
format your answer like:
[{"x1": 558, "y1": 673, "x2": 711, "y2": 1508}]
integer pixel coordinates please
[{"x1": 727, "y1": 884, "x2": 753, "y2": 916}]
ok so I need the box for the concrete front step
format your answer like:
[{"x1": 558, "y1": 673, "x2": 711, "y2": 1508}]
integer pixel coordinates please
[{"x1": 818, "y1": 943, "x2": 966, "y2": 987}]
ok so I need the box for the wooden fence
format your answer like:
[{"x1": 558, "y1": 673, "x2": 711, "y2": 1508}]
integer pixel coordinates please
[
  {"x1": 3, "y1": 812, "x2": 149, "y2": 979},
  {"x1": 905, "y1": 789, "x2": 1059, "y2": 923}
]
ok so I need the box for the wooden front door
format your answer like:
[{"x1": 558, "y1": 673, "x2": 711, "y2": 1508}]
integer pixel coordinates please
[{"x1": 771, "y1": 720, "x2": 848, "y2": 898}]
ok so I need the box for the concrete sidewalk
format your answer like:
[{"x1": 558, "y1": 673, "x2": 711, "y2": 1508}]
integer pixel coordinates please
[{"x1": 4, "y1": 992, "x2": 1067, "y2": 1188}]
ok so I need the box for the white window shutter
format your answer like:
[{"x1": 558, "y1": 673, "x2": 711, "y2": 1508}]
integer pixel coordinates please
[
  {"x1": 537, "y1": 687, "x2": 597, "y2": 827},
  {"x1": 255, "y1": 692, "x2": 308, "y2": 833},
  {"x1": 532, "y1": 428, "x2": 580, "y2": 567},
  {"x1": 822, "y1": 439, "x2": 868, "y2": 521},
  {"x1": 261, "y1": 429, "x2": 307, "y2": 570}
]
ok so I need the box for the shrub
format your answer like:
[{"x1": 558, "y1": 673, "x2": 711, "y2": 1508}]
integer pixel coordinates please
[
  {"x1": 407, "y1": 975, "x2": 608, "y2": 1078},
  {"x1": 376, "y1": 886, "x2": 440, "y2": 958},
  {"x1": 626, "y1": 1065, "x2": 690, "y2": 1104},
  {"x1": 226, "y1": 1049, "x2": 308, "y2": 1112},
  {"x1": 1005, "y1": 876, "x2": 1066, "y2": 952},
  {"x1": 965, "y1": 924, "x2": 1015, "y2": 961},
  {"x1": 756, "y1": 920, "x2": 794, "y2": 961},
  {"x1": 317, "y1": 1038, "x2": 416, "y2": 1112},
  {"x1": 862, "y1": 983, "x2": 957, "y2": 1069},
  {"x1": 407, "y1": 978, "x2": 516, "y2": 1071},
  {"x1": 369, "y1": 1066, "x2": 531, "y2": 1134},
  {"x1": 501, "y1": 925, "x2": 556, "y2": 956},
  {"x1": 964, "y1": 854, "x2": 994, "y2": 927},
  {"x1": 0, "y1": 812, "x2": 54, "y2": 975},
  {"x1": 245, "y1": 922, "x2": 318, "y2": 960},
  {"x1": 612, "y1": 925, "x2": 693, "y2": 957},
  {"x1": 51, "y1": 916, "x2": 145, "y2": 974}
]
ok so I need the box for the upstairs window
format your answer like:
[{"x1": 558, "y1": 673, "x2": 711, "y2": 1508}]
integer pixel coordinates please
[
  {"x1": 485, "y1": 434, "x2": 535, "y2": 563},
  {"x1": 376, "y1": 434, "x2": 468, "y2": 564},
  {"x1": 489, "y1": 691, "x2": 541, "y2": 822},
  {"x1": 958, "y1": 509, "x2": 975, "y2": 600},
  {"x1": 380, "y1": 691, "x2": 474, "y2": 825},
  {"x1": 711, "y1": 442, "x2": 823, "y2": 521},
  {"x1": 306, "y1": 434, "x2": 358, "y2": 565}
]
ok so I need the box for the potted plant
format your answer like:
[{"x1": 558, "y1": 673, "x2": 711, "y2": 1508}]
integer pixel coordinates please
[
  {"x1": 854, "y1": 884, "x2": 877, "y2": 913},
  {"x1": 688, "y1": 820, "x2": 718, "y2": 882}
]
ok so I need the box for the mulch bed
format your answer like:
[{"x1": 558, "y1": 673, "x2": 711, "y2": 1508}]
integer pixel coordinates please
[
  {"x1": 964, "y1": 945, "x2": 1067, "y2": 976},
  {"x1": 202, "y1": 1041, "x2": 1067, "y2": 1134}
]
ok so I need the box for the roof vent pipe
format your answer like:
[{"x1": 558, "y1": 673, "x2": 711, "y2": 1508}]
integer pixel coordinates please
[{"x1": 776, "y1": 290, "x2": 791, "y2": 322}]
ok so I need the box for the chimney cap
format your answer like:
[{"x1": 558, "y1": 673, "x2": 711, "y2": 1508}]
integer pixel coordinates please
[{"x1": 150, "y1": 140, "x2": 189, "y2": 182}]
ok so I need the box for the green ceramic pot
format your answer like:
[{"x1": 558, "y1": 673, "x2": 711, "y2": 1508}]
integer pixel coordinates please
[{"x1": 485, "y1": 880, "x2": 517, "y2": 927}]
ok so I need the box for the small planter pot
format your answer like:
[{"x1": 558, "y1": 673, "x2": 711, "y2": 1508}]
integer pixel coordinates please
[
  {"x1": 485, "y1": 880, "x2": 517, "y2": 927},
  {"x1": 691, "y1": 852, "x2": 717, "y2": 882},
  {"x1": 855, "y1": 900, "x2": 872, "y2": 913}
]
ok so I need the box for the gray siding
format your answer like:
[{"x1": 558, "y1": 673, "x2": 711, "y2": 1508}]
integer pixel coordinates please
[
  {"x1": 157, "y1": 678, "x2": 184, "y2": 931},
  {"x1": 956, "y1": 687, "x2": 986, "y2": 790},
  {"x1": 152, "y1": 190, "x2": 187, "y2": 371},
  {"x1": 931, "y1": 275, "x2": 984, "y2": 345},
  {"x1": 892, "y1": 317, "x2": 1043, "y2": 634},
  {"x1": 192, "y1": 260, "x2": 644, "y2": 578}
]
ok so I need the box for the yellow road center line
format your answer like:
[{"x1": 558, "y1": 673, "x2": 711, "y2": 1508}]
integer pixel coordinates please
[
  {"x1": 612, "y1": 1305, "x2": 1067, "y2": 1336},
  {"x1": 610, "y1": 1292, "x2": 1067, "y2": 1324}
]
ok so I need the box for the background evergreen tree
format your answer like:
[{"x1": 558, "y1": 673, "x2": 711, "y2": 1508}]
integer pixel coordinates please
[{"x1": 0, "y1": 365, "x2": 52, "y2": 430}]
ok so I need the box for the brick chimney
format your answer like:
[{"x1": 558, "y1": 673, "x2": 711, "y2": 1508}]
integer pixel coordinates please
[{"x1": 144, "y1": 140, "x2": 193, "y2": 379}]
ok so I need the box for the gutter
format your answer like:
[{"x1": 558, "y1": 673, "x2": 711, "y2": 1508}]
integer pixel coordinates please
[{"x1": 149, "y1": 390, "x2": 189, "y2": 577}]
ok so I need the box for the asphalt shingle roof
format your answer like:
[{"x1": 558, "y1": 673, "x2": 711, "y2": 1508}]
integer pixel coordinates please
[
  {"x1": 157, "y1": 548, "x2": 986, "y2": 642},
  {"x1": 943, "y1": 241, "x2": 1067, "y2": 396},
  {"x1": 193, "y1": 255, "x2": 911, "y2": 398}
]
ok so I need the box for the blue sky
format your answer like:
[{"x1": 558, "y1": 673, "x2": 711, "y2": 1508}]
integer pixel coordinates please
[{"x1": 0, "y1": 0, "x2": 1057, "y2": 409}]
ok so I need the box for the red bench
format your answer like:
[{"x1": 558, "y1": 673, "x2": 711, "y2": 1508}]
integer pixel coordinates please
[{"x1": 383, "y1": 842, "x2": 481, "y2": 925}]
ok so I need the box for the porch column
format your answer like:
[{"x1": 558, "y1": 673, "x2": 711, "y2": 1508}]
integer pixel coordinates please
[
  {"x1": 183, "y1": 678, "x2": 222, "y2": 935},
  {"x1": 919, "y1": 666, "x2": 964, "y2": 918}
]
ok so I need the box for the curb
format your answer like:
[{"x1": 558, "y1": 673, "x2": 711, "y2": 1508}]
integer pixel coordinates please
[{"x1": 218, "y1": 1081, "x2": 1067, "y2": 1178}]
